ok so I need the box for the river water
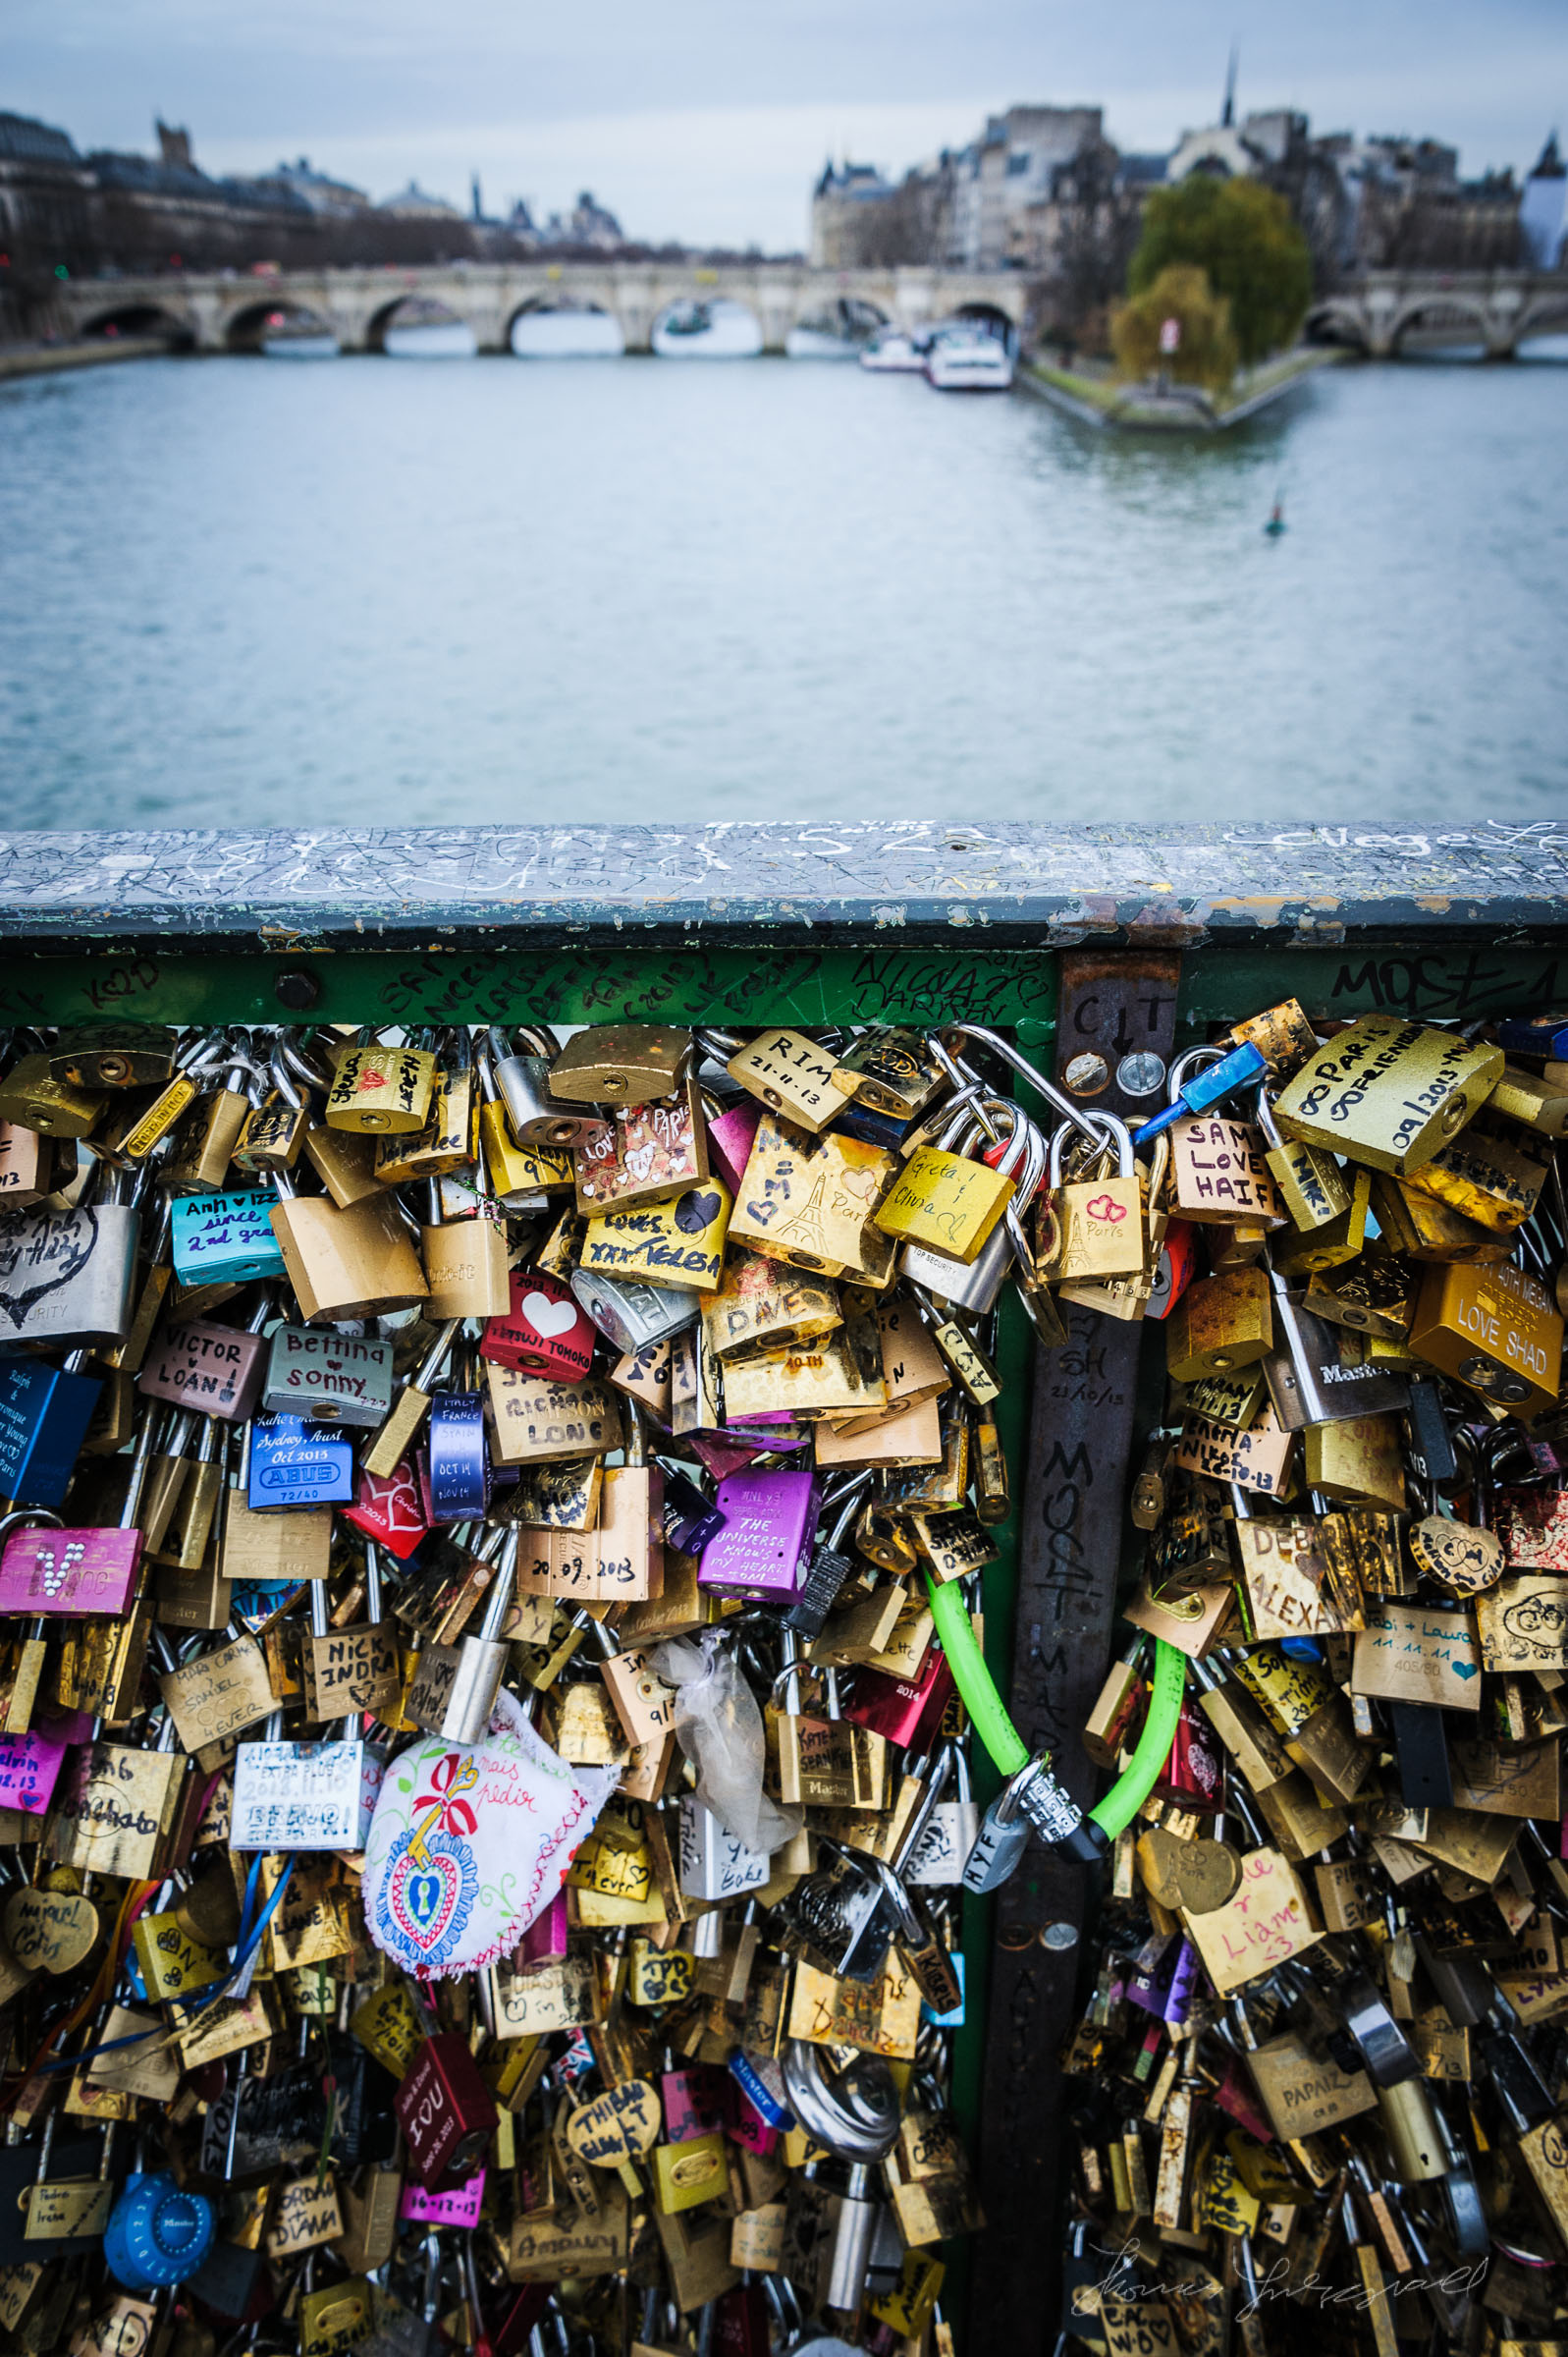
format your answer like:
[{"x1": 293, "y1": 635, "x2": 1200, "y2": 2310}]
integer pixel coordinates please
[{"x1": 2, "y1": 345, "x2": 1564, "y2": 828}]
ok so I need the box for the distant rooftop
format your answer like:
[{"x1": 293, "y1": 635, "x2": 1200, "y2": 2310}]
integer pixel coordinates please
[{"x1": 0, "y1": 110, "x2": 81, "y2": 166}]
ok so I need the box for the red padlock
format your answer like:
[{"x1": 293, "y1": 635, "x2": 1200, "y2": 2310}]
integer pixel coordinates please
[
  {"x1": 480, "y1": 1269, "x2": 594, "y2": 1382},
  {"x1": 394, "y1": 2031, "x2": 498, "y2": 2187}
]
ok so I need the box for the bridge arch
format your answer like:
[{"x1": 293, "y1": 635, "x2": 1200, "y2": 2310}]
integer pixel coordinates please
[
  {"x1": 949, "y1": 300, "x2": 1018, "y2": 352},
  {"x1": 1514, "y1": 291, "x2": 1568, "y2": 347},
  {"x1": 1385, "y1": 295, "x2": 1491, "y2": 356},
  {"x1": 223, "y1": 298, "x2": 339, "y2": 355},
  {"x1": 79, "y1": 301, "x2": 194, "y2": 350},
  {"x1": 506, "y1": 295, "x2": 624, "y2": 357},
  {"x1": 366, "y1": 294, "x2": 477, "y2": 356}
]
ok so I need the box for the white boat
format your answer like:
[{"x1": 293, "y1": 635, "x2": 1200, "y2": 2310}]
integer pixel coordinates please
[
  {"x1": 925, "y1": 329, "x2": 1013, "y2": 392},
  {"x1": 859, "y1": 330, "x2": 926, "y2": 372},
  {"x1": 652, "y1": 300, "x2": 763, "y2": 359}
]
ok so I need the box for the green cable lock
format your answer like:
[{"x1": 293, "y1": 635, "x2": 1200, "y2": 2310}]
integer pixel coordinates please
[{"x1": 924, "y1": 1571, "x2": 1188, "y2": 1843}]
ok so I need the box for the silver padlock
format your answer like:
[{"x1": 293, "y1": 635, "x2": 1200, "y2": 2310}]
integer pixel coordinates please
[
  {"x1": 261, "y1": 1321, "x2": 395, "y2": 1427},
  {"x1": 488, "y1": 1025, "x2": 603, "y2": 1148},
  {"x1": 231, "y1": 1710, "x2": 387, "y2": 1852},
  {"x1": 906, "y1": 1742, "x2": 981, "y2": 1888},
  {"x1": 676, "y1": 1794, "x2": 771, "y2": 1901},
  {"x1": 961, "y1": 1757, "x2": 1036, "y2": 1893},
  {"x1": 0, "y1": 1173, "x2": 141, "y2": 1349},
  {"x1": 569, "y1": 1266, "x2": 701, "y2": 1353},
  {"x1": 405, "y1": 1527, "x2": 517, "y2": 1743}
]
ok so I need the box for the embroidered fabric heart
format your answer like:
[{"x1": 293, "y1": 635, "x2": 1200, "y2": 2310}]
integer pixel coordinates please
[
  {"x1": 675, "y1": 1190, "x2": 722, "y2": 1235},
  {"x1": 522, "y1": 1290, "x2": 581, "y2": 1340},
  {"x1": 361, "y1": 1688, "x2": 618, "y2": 1980}
]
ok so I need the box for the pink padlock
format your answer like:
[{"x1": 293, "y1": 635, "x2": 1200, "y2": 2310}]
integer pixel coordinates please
[
  {"x1": 399, "y1": 2166, "x2": 486, "y2": 2228},
  {"x1": 515, "y1": 1889, "x2": 568, "y2": 1969},
  {"x1": 480, "y1": 1271, "x2": 595, "y2": 1383},
  {"x1": 696, "y1": 1467, "x2": 818, "y2": 1601},
  {"x1": 0, "y1": 1526, "x2": 141, "y2": 1617},
  {"x1": 706, "y1": 1100, "x2": 762, "y2": 1196},
  {"x1": 662, "y1": 2064, "x2": 728, "y2": 2144}
]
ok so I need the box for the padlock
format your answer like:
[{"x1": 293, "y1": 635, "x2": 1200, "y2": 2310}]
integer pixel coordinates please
[
  {"x1": 426, "y1": 1388, "x2": 491, "y2": 1521},
  {"x1": 421, "y1": 1175, "x2": 511, "y2": 1319},
  {"x1": 1039, "y1": 1110, "x2": 1145, "y2": 1280},
  {"x1": 395, "y1": 2032, "x2": 499, "y2": 2187},
  {"x1": 302, "y1": 1545, "x2": 401, "y2": 1720},
  {"x1": 405, "y1": 1527, "x2": 517, "y2": 1741},
  {"x1": 727, "y1": 1115, "x2": 896, "y2": 1281},
  {"x1": 0, "y1": 1191, "x2": 140, "y2": 1347},
  {"x1": 570, "y1": 1265, "x2": 701, "y2": 1355},
  {"x1": 550, "y1": 1023, "x2": 692, "y2": 1108},
  {"x1": 0, "y1": 1051, "x2": 107, "y2": 1138},
  {"x1": 1271, "y1": 1014, "x2": 1503, "y2": 1175},
  {"x1": 901, "y1": 1103, "x2": 1053, "y2": 1326},
  {"x1": 1165, "y1": 1265, "x2": 1274, "y2": 1383},
  {"x1": 262, "y1": 1320, "x2": 394, "y2": 1427},
  {"x1": 0, "y1": 1355, "x2": 102, "y2": 1508},
  {"x1": 231, "y1": 1711, "x2": 387, "y2": 1851},
  {"x1": 103, "y1": 2167, "x2": 215, "y2": 2293},
  {"x1": 874, "y1": 1137, "x2": 1015, "y2": 1266},
  {"x1": 234, "y1": 1043, "x2": 312, "y2": 1174},
  {"x1": 486, "y1": 1024, "x2": 603, "y2": 1148},
  {"x1": 171, "y1": 1185, "x2": 287, "y2": 1288},
  {"x1": 324, "y1": 1035, "x2": 438, "y2": 1133},
  {"x1": 360, "y1": 1315, "x2": 460, "y2": 1479},
  {"x1": 268, "y1": 1168, "x2": 430, "y2": 1323},
  {"x1": 905, "y1": 1743, "x2": 980, "y2": 1887},
  {"x1": 247, "y1": 1408, "x2": 355, "y2": 1508},
  {"x1": 374, "y1": 1024, "x2": 477, "y2": 1184},
  {"x1": 698, "y1": 1466, "x2": 818, "y2": 1602},
  {"x1": 165, "y1": 1033, "x2": 256, "y2": 1192},
  {"x1": 572, "y1": 1072, "x2": 711, "y2": 1214},
  {"x1": 724, "y1": 1027, "x2": 845, "y2": 1133},
  {"x1": 830, "y1": 1024, "x2": 945, "y2": 1122}
]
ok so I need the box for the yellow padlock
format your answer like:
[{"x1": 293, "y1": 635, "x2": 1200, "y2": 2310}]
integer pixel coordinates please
[
  {"x1": 324, "y1": 1039, "x2": 438, "y2": 1134},
  {"x1": 873, "y1": 1145, "x2": 1014, "y2": 1266},
  {"x1": 1040, "y1": 1114, "x2": 1145, "y2": 1281}
]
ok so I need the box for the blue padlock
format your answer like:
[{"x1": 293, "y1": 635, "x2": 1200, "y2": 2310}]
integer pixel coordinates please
[
  {"x1": 171, "y1": 1188, "x2": 288, "y2": 1286},
  {"x1": 0, "y1": 1357, "x2": 101, "y2": 1507},
  {"x1": 247, "y1": 1409, "x2": 354, "y2": 1508},
  {"x1": 1137, "y1": 1041, "x2": 1270, "y2": 1142},
  {"x1": 104, "y1": 2168, "x2": 215, "y2": 2292},
  {"x1": 427, "y1": 1390, "x2": 489, "y2": 1520}
]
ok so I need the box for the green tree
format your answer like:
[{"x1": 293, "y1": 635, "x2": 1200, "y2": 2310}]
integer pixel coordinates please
[
  {"x1": 1129, "y1": 175, "x2": 1312, "y2": 366},
  {"x1": 1110, "y1": 263, "x2": 1238, "y2": 391}
]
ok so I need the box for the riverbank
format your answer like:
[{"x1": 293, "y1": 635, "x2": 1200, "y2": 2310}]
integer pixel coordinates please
[
  {"x1": 1018, "y1": 344, "x2": 1346, "y2": 430},
  {"x1": 0, "y1": 337, "x2": 174, "y2": 382}
]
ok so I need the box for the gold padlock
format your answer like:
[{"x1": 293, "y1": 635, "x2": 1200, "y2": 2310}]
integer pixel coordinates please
[
  {"x1": 324, "y1": 1037, "x2": 438, "y2": 1133},
  {"x1": 269, "y1": 1177, "x2": 431, "y2": 1322},
  {"x1": 1400, "y1": 1119, "x2": 1547, "y2": 1233},
  {"x1": 550, "y1": 1024, "x2": 691, "y2": 1107},
  {"x1": 1408, "y1": 1256, "x2": 1563, "y2": 1417},
  {"x1": 0, "y1": 1053, "x2": 107, "y2": 1138},
  {"x1": 1271, "y1": 1014, "x2": 1503, "y2": 1175},
  {"x1": 374, "y1": 1026, "x2": 476, "y2": 1182},
  {"x1": 874, "y1": 1144, "x2": 1014, "y2": 1266},
  {"x1": 1165, "y1": 1266, "x2": 1273, "y2": 1383},
  {"x1": 728, "y1": 1115, "x2": 896, "y2": 1279},
  {"x1": 421, "y1": 1182, "x2": 511, "y2": 1319},
  {"x1": 1039, "y1": 1114, "x2": 1145, "y2": 1281}
]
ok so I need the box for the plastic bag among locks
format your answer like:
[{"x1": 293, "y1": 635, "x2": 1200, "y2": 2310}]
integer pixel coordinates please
[
  {"x1": 360, "y1": 1686, "x2": 618, "y2": 1978},
  {"x1": 653, "y1": 1627, "x2": 802, "y2": 1857}
]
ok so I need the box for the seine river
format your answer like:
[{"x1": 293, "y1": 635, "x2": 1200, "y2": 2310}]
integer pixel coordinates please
[{"x1": 2, "y1": 344, "x2": 1564, "y2": 827}]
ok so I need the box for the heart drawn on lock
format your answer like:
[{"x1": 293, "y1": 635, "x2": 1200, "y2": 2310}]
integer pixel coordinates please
[
  {"x1": 0, "y1": 1209, "x2": 99, "y2": 1330},
  {"x1": 674, "y1": 1190, "x2": 721, "y2": 1235},
  {"x1": 1084, "y1": 1194, "x2": 1128, "y2": 1227},
  {"x1": 522, "y1": 1290, "x2": 580, "y2": 1341},
  {"x1": 378, "y1": 1828, "x2": 477, "y2": 1970}
]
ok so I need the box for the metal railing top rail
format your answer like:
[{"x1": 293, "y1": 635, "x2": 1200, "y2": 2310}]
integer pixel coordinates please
[{"x1": 0, "y1": 822, "x2": 1564, "y2": 952}]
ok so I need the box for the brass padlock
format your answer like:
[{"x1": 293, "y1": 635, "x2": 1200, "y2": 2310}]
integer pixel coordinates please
[
  {"x1": 421, "y1": 1178, "x2": 511, "y2": 1318},
  {"x1": 268, "y1": 1173, "x2": 430, "y2": 1322},
  {"x1": 1039, "y1": 1114, "x2": 1145, "y2": 1281},
  {"x1": 374, "y1": 1025, "x2": 476, "y2": 1183},
  {"x1": 324, "y1": 1036, "x2": 438, "y2": 1133},
  {"x1": 0, "y1": 1052, "x2": 107, "y2": 1137},
  {"x1": 49, "y1": 1023, "x2": 178, "y2": 1090},
  {"x1": 550, "y1": 1024, "x2": 691, "y2": 1108},
  {"x1": 725, "y1": 1027, "x2": 846, "y2": 1132},
  {"x1": 1401, "y1": 1118, "x2": 1547, "y2": 1233},
  {"x1": 728, "y1": 1115, "x2": 896, "y2": 1279},
  {"x1": 1271, "y1": 1014, "x2": 1503, "y2": 1175},
  {"x1": 875, "y1": 1142, "x2": 1014, "y2": 1267},
  {"x1": 1165, "y1": 1266, "x2": 1273, "y2": 1383}
]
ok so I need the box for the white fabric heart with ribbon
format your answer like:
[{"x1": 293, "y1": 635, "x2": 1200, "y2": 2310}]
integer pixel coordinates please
[{"x1": 360, "y1": 1689, "x2": 617, "y2": 1980}]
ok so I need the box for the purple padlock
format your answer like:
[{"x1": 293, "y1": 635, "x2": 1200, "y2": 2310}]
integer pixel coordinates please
[
  {"x1": 426, "y1": 1392, "x2": 489, "y2": 1522},
  {"x1": 696, "y1": 1467, "x2": 818, "y2": 1602},
  {"x1": 0, "y1": 1526, "x2": 141, "y2": 1617}
]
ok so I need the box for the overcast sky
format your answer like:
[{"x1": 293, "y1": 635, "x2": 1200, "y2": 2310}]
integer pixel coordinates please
[{"x1": 10, "y1": 0, "x2": 1565, "y2": 250}]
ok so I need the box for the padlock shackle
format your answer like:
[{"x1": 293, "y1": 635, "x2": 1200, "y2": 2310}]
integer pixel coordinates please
[{"x1": 937, "y1": 1025, "x2": 1108, "y2": 1148}]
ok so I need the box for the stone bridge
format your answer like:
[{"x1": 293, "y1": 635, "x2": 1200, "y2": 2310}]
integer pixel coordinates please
[
  {"x1": 55, "y1": 261, "x2": 1030, "y2": 356},
  {"x1": 1307, "y1": 269, "x2": 1568, "y2": 357}
]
